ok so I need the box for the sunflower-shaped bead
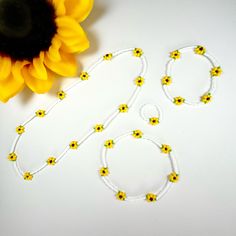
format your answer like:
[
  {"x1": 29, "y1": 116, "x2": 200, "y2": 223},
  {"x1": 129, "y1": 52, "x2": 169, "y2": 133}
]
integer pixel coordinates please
[
  {"x1": 161, "y1": 76, "x2": 172, "y2": 86},
  {"x1": 16, "y1": 125, "x2": 25, "y2": 135},
  {"x1": 99, "y1": 167, "x2": 109, "y2": 177},
  {"x1": 8, "y1": 152, "x2": 17, "y2": 161},
  {"x1": 134, "y1": 76, "x2": 145, "y2": 87},
  {"x1": 35, "y1": 110, "x2": 46, "y2": 117},
  {"x1": 57, "y1": 90, "x2": 66, "y2": 100},
  {"x1": 116, "y1": 191, "x2": 126, "y2": 201},
  {"x1": 23, "y1": 172, "x2": 33, "y2": 181},
  {"x1": 133, "y1": 48, "x2": 143, "y2": 57},
  {"x1": 80, "y1": 71, "x2": 89, "y2": 80},
  {"x1": 149, "y1": 117, "x2": 159, "y2": 126},
  {"x1": 168, "y1": 172, "x2": 179, "y2": 183},
  {"x1": 146, "y1": 193, "x2": 157, "y2": 202},
  {"x1": 46, "y1": 157, "x2": 56, "y2": 166},
  {"x1": 69, "y1": 141, "x2": 79, "y2": 149},
  {"x1": 201, "y1": 93, "x2": 212, "y2": 104},
  {"x1": 132, "y1": 130, "x2": 143, "y2": 139},
  {"x1": 170, "y1": 50, "x2": 181, "y2": 60},
  {"x1": 119, "y1": 104, "x2": 129, "y2": 113},
  {"x1": 194, "y1": 45, "x2": 206, "y2": 55},
  {"x1": 161, "y1": 144, "x2": 172, "y2": 154},
  {"x1": 94, "y1": 124, "x2": 104, "y2": 133},
  {"x1": 104, "y1": 139, "x2": 115, "y2": 149},
  {"x1": 173, "y1": 96, "x2": 185, "y2": 105},
  {"x1": 103, "y1": 53, "x2": 113, "y2": 60},
  {"x1": 210, "y1": 66, "x2": 222, "y2": 77}
]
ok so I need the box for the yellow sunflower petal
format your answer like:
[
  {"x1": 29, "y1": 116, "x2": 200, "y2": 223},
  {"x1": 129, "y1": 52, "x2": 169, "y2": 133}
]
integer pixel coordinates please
[
  {"x1": 46, "y1": 36, "x2": 62, "y2": 62},
  {"x1": 23, "y1": 66, "x2": 55, "y2": 93},
  {"x1": 56, "y1": 16, "x2": 89, "y2": 53},
  {"x1": 28, "y1": 52, "x2": 48, "y2": 81},
  {"x1": 44, "y1": 51, "x2": 77, "y2": 77},
  {"x1": 64, "y1": 0, "x2": 94, "y2": 22},
  {"x1": 0, "y1": 73, "x2": 24, "y2": 103},
  {"x1": 51, "y1": 0, "x2": 66, "y2": 16},
  {"x1": 0, "y1": 56, "x2": 12, "y2": 81},
  {"x1": 11, "y1": 60, "x2": 30, "y2": 83}
]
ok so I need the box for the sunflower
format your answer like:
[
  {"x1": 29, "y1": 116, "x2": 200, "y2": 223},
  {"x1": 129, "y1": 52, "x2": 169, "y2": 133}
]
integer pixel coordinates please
[{"x1": 0, "y1": 0, "x2": 93, "y2": 102}]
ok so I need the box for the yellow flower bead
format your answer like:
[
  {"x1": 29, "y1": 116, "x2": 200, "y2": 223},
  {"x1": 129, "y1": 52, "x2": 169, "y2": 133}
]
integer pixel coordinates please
[
  {"x1": 69, "y1": 141, "x2": 79, "y2": 149},
  {"x1": 168, "y1": 172, "x2": 179, "y2": 183},
  {"x1": 149, "y1": 117, "x2": 159, "y2": 126},
  {"x1": 146, "y1": 193, "x2": 157, "y2": 202},
  {"x1": 94, "y1": 124, "x2": 104, "y2": 133},
  {"x1": 119, "y1": 104, "x2": 129, "y2": 113},
  {"x1": 57, "y1": 90, "x2": 66, "y2": 100},
  {"x1": 23, "y1": 172, "x2": 33, "y2": 181},
  {"x1": 8, "y1": 152, "x2": 17, "y2": 161},
  {"x1": 16, "y1": 125, "x2": 25, "y2": 134},
  {"x1": 170, "y1": 50, "x2": 181, "y2": 60},
  {"x1": 210, "y1": 66, "x2": 222, "y2": 77},
  {"x1": 132, "y1": 130, "x2": 143, "y2": 139},
  {"x1": 99, "y1": 167, "x2": 109, "y2": 177},
  {"x1": 201, "y1": 93, "x2": 212, "y2": 104},
  {"x1": 104, "y1": 139, "x2": 115, "y2": 149},
  {"x1": 35, "y1": 110, "x2": 46, "y2": 117},
  {"x1": 161, "y1": 76, "x2": 172, "y2": 86},
  {"x1": 161, "y1": 144, "x2": 172, "y2": 154},
  {"x1": 194, "y1": 45, "x2": 206, "y2": 55},
  {"x1": 80, "y1": 71, "x2": 89, "y2": 80},
  {"x1": 116, "y1": 191, "x2": 126, "y2": 201},
  {"x1": 46, "y1": 157, "x2": 56, "y2": 166},
  {"x1": 173, "y1": 96, "x2": 185, "y2": 105},
  {"x1": 133, "y1": 48, "x2": 143, "y2": 57},
  {"x1": 103, "y1": 53, "x2": 113, "y2": 60},
  {"x1": 134, "y1": 76, "x2": 145, "y2": 87}
]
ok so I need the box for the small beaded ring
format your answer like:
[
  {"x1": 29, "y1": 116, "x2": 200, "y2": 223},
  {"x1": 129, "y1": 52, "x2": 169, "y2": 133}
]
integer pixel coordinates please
[
  {"x1": 139, "y1": 103, "x2": 162, "y2": 126},
  {"x1": 162, "y1": 45, "x2": 222, "y2": 106},
  {"x1": 99, "y1": 130, "x2": 179, "y2": 203}
]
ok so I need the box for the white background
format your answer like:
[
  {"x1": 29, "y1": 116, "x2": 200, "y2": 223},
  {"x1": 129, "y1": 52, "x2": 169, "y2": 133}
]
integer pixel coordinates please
[{"x1": 0, "y1": 0, "x2": 236, "y2": 235}]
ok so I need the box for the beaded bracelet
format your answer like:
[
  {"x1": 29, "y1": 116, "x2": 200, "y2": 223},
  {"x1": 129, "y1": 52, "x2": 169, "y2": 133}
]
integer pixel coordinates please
[
  {"x1": 161, "y1": 45, "x2": 222, "y2": 106},
  {"x1": 139, "y1": 103, "x2": 161, "y2": 126},
  {"x1": 8, "y1": 48, "x2": 147, "y2": 181},
  {"x1": 99, "y1": 130, "x2": 179, "y2": 202}
]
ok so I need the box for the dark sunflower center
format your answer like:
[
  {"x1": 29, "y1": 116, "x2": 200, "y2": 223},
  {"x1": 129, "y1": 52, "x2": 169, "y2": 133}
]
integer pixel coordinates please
[{"x1": 0, "y1": 0, "x2": 57, "y2": 61}]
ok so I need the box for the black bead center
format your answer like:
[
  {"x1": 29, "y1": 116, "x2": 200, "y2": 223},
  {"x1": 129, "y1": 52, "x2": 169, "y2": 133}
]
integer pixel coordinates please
[{"x1": 0, "y1": 0, "x2": 57, "y2": 61}]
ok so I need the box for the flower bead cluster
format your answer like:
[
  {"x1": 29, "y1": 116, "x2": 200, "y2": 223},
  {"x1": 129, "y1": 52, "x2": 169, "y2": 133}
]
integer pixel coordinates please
[
  {"x1": 23, "y1": 172, "x2": 33, "y2": 181},
  {"x1": 168, "y1": 172, "x2": 179, "y2": 183},
  {"x1": 16, "y1": 125, "x2": 25, "y2": 135},
  {"x1": 146, "y1": 193, "x2": 157, "y2": 202},
  {"x1": 134, "y1": 76, "x2": 145, "y2": 87},
  {"x1": 149, "y1": 117, "x2": 159, "y2": 126},
  {"x1": 46, "y1": 157, "x2": 56, "y2": 166},
  {"x1": 132, "y1": 130, "x2": 143, "y2": 139},
  {"x1": 99, "y1": 167, "x2": 109, "y2": 176},
  {"x1": 170, "y1": 50, "x2": 181, "y2": 60},
  {"x1": 116, "y1": 191, "x2": 127, "y2": 201},
  {"x1": 119, "y1": 104, "x2": 129, "y2": 113},
  {"x1": 104, "y1": 139, "x2": 115, "y2": 149},
  {"x1": 94, "y1": 124, "x2": 104, "y2": 133},
  {"x1": 35, "y1": 110, "x2": 46, "y2": 117},
  {"x1": 69, "y1": 141, "x2": 79, "y2": 149},
  {"x1": 103, "y1": 53, "x2": 113, "y2": 60},
  {"x1": 173, "y1": 96, "x2": 185, "y2": 105},
  {"x1": 201, "y1": 93, "x2": 212, "y2": 104},
  {"x1": 161, "y1": 144, "x2": 172, "y2": 154},
  {"x1": 133, "y1": 48, "x2": 143, "y2": 57},
  {"x1": 8, "y1": 152, "x2": 17, "y2": 161},
  {"x1": 162, "y1": 76, "x2": 172, "y2": 86},
  {"x1": 80, "y1": 71, "x2": 89, "y2": 81},
  {"x1": 57, "y1": 90, "x2": 66, "y2": 100},
  {"x1": 210, "y1": 66, "x2": 222, "y2": 77},
  {"x1": 194, "y1": 45, "x2": 206, "y2": 55}
]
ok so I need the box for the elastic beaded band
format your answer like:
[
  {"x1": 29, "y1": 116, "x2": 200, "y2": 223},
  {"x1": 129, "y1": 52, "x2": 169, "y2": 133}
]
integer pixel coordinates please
[
  {"x1": 8, "y1": 48, "x2": 147, "y2": 181},
  {"x1": 139, "y1": 103, "x2": 162, "y2": 126},
  {"x1": 162, "y1": 45, "x2": 222, "y2": 106},
  {"x1": 99, "y1": 131, "x2": 179, "y2": 202}
]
